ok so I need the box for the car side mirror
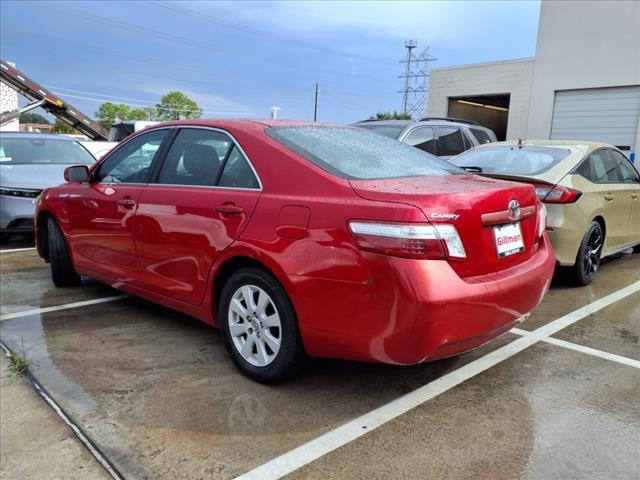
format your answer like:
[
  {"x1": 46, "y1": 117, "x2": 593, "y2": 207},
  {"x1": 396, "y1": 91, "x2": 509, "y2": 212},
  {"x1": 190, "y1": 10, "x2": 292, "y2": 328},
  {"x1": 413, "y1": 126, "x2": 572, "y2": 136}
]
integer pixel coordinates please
[{"x1": 64, "y1": 165, "x2": 91, "y2": 183}]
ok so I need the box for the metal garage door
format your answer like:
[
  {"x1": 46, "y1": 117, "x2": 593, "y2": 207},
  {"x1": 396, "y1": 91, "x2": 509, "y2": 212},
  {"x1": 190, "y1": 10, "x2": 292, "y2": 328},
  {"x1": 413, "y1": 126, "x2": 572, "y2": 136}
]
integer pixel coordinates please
[{"x1": 550, "y1": 86, "x2": 640, "y2": 152}]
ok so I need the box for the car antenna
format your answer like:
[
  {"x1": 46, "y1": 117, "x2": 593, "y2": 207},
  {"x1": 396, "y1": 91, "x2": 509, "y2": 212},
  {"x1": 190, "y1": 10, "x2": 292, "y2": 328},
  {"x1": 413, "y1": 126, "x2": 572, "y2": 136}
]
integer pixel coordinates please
[{"x1": 517, "y1": 138, "x2": 524, "y2": 149}]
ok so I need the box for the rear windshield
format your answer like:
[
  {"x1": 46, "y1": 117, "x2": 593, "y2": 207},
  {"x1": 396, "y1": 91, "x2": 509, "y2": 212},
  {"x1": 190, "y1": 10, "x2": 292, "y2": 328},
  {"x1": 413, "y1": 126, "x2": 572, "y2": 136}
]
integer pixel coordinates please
[
  {"x1": 267, "y1": 126, "x2": 464, "y2": 179},
  {"x1": 451, "y1": 146, "x2": 571, "y2": 175},
  {"x1": 355, "y1": 123, "x2": 408, "y2": 139},
  {"x1": 0, "y1": 138, "x2": 95, "y2": 165}
]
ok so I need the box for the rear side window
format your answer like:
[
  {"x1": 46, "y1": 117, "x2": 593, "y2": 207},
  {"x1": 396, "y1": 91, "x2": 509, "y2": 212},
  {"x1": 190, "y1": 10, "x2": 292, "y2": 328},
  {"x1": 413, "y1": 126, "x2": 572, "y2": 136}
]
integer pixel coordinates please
[
  {"x1": 155, "y1": 128, "x2": 260, "y2": 189},
  {"x1": 218, "y1": 146, "x2": 260, "y2": 189},
  {"x1": 435, "y1": 127, "x2": 465, "y2": 156},
  {"x1": 404, "y1": 127, "x2": 436, "y2": 155},
  {"x1": 267, "y1": 126, "x2": 463, "y2": 180},
  {"x1": 157, "y1": 129, "x2": 232, "y2": 186},
  {"x1": 575, "y1": 150, "x2": 620, "y2": 183},
  {"x1": 608, "y1": 150, "x2": 640, "y2": 183},
  {"x1": 452, "y1": 146, "x2": 571, "y2": 175},
  {"x1": 469, "y1": 128, "x2": 494, "y2": 144}
]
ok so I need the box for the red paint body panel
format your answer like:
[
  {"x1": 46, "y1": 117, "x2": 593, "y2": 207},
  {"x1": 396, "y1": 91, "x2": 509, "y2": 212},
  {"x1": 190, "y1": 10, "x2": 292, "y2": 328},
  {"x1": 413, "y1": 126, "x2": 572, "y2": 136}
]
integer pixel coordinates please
[{"x1": 35, "y1": 119, "x2": 555, "y2": 366}]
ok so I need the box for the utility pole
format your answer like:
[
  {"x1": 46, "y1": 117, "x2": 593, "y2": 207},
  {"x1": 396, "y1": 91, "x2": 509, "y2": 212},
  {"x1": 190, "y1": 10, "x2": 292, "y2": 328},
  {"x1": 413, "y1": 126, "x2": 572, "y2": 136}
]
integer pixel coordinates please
[
  {"x1": 314, "y1": 83, "x2": 319, "y2": 122},
  {"x1": 398, "y1": 41, "x2": 437, "y2": 117}
]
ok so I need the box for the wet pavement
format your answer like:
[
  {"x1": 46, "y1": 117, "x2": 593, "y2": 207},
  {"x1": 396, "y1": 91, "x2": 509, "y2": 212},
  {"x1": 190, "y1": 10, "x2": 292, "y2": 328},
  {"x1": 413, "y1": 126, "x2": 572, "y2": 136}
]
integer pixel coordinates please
[{"x1": 1, "y1": 246, "x2": 639, "y2": 479}]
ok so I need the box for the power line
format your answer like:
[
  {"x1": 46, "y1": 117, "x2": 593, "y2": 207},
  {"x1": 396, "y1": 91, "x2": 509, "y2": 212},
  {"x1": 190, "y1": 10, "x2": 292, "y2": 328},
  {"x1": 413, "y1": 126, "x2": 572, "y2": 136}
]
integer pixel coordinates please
[
  {"x1": 28, "y1": 0, "x2": 393, "y2": 84},
  {"x1": 3, "y1": 27, "x2": 397, "y2": 100},
  {"x1": 50, "y1": 91, "x2": 255, "y2": 116},
  {"x1": 148, "y1": 1, "x2": 393, "y2": 65}
]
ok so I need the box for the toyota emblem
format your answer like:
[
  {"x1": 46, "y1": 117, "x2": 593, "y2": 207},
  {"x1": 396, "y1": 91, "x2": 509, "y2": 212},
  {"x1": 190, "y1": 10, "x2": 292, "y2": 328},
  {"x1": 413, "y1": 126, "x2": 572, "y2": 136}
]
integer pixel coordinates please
[{"x1": 508, "y1": 200, "x2": 521, "y2": 219}]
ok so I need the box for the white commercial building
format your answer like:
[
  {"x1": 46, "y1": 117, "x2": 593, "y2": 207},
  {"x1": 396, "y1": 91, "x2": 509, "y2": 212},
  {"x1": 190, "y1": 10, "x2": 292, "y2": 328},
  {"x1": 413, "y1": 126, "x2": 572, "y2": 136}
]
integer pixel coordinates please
[{"x1": 426, "y1": 0, "x2": 640, "y2": 162}]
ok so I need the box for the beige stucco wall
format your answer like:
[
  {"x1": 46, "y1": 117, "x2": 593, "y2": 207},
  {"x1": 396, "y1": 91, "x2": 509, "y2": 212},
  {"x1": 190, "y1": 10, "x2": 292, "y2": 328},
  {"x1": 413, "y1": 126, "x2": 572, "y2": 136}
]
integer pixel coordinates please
[
  {"x1": 526, "y1": 0, "x2": 640, "y2": 139},
  {"x1": 426, "y1": 58, "x2": 534, "y2": 140}
]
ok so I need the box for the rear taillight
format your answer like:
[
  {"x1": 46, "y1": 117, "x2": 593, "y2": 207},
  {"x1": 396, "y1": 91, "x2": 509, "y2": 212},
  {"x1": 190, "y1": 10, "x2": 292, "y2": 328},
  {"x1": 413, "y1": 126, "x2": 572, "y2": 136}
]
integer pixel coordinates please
[
  {"x1": 531, "y1": 183, "x2": 581, "y2": 203},
  {"x1": 348, "y1": 221, "x2": 466, "y2": 260},
  {"x1": 537, "y1": 203, "x2": 546, "y2": 238}
]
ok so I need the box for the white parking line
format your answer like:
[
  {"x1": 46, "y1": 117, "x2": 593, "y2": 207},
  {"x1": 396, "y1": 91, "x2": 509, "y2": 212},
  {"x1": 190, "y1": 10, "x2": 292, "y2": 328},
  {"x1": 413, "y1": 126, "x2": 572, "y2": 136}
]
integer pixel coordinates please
[
  {"x1": 511, "y1": 328, "x2": 640, "y2": 369},
  {"x1": 0, "y1": 295, "x2": 129, "y2": 321},
  {"x1": 236, "y1": 280, "x2": 640, "y2": 480},
  {"x1": 0, "y1": 247, "x2": 36, "y2": 253}
]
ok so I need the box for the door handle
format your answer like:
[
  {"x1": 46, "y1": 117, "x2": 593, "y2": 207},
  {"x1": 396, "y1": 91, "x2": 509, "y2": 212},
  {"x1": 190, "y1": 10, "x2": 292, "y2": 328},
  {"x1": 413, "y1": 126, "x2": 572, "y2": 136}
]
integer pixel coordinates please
[
  {"x1": 604, "y1": 194, "x2": 615, "y2": 201},
  {"x1": 117, "y1": 198, "x2": 136, "y2": 208},
  {"x1": 632, "y1": 193, "x2": 639, "y2": 200},
  {"x1": 216, "y1": 204, "x2": 244, "y2": 215}
]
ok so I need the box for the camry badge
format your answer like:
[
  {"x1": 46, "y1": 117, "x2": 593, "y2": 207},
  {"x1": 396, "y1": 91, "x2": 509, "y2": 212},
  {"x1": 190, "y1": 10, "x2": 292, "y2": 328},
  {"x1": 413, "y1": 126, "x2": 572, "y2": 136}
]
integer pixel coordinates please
[
  {"x1": 508, "y1": 200, "x2": 521, "y2": 219},
  {"x1": 430, "y1": 212, "x2": 460, "y2": 220}
]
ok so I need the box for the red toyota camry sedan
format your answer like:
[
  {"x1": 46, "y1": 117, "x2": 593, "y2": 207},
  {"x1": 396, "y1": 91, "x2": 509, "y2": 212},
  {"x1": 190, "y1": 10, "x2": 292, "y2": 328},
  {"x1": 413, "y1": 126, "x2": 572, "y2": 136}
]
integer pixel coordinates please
[{"x1": 35, "y1": 120, "x2": 555, "y2": 383}]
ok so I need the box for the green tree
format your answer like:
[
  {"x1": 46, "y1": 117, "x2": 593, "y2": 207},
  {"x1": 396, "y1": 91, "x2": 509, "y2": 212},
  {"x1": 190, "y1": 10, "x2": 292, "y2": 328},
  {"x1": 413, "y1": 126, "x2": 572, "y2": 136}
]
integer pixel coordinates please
[
  {"x1": 128, "y1": 108, "x2": 152, "y2": 121},
  {"x1": 19, "y1": 112, "x2": 50, "y2": 124},
  {"x1": 156, "y1": 91, "x2": 202, "y2": 120},
  {"x1": 54, "y1": 118, "x2": 82, "y2": 135},
  {"x1": 95, "y1": 103, "x2": 133, "y2": 129},
  {"x1": 370, "y1": 111, "x2": 412, "y2": 120}
]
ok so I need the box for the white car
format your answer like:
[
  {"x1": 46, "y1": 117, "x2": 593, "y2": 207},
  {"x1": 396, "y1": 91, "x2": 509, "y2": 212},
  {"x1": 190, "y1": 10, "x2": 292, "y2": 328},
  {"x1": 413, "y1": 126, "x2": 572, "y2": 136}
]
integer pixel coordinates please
[{"x1": 79, "y1": 141, "x2": 119, "y2": 160}]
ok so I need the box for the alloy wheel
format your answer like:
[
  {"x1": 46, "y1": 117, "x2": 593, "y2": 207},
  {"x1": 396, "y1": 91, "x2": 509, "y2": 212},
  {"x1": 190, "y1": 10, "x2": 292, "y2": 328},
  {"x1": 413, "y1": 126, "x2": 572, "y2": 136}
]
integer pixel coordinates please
[
  {"x1": 582, "y1": 227, "x2": 602, "y2": 280},
  {"x1": 228, "y1": 285, "x2": 282, "y2": 367}
]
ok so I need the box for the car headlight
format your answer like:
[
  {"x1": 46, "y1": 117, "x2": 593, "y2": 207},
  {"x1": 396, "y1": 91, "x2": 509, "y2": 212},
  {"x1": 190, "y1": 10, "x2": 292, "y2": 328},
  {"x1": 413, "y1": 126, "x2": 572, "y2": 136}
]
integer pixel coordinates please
[{"x1": 0, "y1": 187, "x2": 42, "y2": 198}]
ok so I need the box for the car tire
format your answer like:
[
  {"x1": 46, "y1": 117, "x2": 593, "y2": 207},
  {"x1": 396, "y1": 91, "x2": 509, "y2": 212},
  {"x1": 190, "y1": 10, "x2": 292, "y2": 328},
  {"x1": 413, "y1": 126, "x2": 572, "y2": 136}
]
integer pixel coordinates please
[
  {"x1": 572, "y1": 221, "x2": 604, "y2": 286},
  {"x1": 47, "y1": 217, "x2": 81, "y2": 287},
  {"x1": 218, "y1": 267, "x2": 305, "y2": 383}
]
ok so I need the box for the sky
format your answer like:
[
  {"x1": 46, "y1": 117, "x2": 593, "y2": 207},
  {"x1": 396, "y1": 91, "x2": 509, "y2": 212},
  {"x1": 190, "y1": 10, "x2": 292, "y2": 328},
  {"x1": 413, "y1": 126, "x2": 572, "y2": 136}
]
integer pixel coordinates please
[{"x1": 0, "y1": 0, "x2": 541, "y2": 124}]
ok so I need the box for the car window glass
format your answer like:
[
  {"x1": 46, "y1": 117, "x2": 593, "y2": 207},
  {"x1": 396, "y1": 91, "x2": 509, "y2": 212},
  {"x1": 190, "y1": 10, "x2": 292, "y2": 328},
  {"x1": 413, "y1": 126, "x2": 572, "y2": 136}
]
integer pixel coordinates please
[
  {"x1": 436, "y1": 127, "x2": 465, "y2": 156},
  {"x1": 356, "y1": 123, "x2": 408, "y2": 139},
  {"x1": 157, "y1": 129, "x2": 232, "y2": 186},
  {"x1": 0, "y1": 138, "x2": 95, "y2": 165},
  {"x1": 608, "y1": 150, "x2": 639, "y2": 183},
  {"x1": 469, "y1": 128, "x2": 493, "y2": 144},
  {"x1": 403, "y1": 127, "x2": 436, "y2": 155},
  {"x1": 267, "y1": 126, "x2": 464, "y2": 179},
  {"x1": 218, "y1": 146, "x2": 260, "y2": 189},
  {"x1": 451, "y1": 146, "x2": 571, "y2": 175},
  {"x1": 577, "y1": 150, "x2": 620, "y2": 183},
  {"x1": 95, "y1": 129, "x2": 167, "y2": 183}
]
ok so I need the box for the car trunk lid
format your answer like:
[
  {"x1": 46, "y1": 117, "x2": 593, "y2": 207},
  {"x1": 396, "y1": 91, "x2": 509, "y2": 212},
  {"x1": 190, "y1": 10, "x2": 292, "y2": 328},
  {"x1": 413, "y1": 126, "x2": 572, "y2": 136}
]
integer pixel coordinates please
[{"x1": 349, "y1": 174, "x2": 542, "y2": 277}]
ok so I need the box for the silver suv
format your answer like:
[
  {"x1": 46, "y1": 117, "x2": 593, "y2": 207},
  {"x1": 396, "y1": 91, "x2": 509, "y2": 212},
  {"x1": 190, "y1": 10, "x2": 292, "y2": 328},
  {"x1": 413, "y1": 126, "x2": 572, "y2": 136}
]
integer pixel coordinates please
[{"x1": 353, "y1": 117, "x2": 497, "y2": 160}]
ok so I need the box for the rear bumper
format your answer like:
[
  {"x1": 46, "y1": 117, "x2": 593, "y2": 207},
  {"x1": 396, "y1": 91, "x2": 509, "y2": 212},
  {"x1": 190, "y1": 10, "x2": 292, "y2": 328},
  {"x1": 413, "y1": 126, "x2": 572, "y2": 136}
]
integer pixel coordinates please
[{"x1": 291, "y1": 235, "x2": 555, "y2": 364}]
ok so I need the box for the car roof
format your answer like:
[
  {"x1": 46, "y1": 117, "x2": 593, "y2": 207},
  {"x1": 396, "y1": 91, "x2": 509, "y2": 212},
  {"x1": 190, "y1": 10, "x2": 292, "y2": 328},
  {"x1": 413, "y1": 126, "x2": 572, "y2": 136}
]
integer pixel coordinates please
[
  {"x1": 485, "y1": 139, "x2": 616, "y2": 149},
  {"x1": 353, "y1": 120, "x2": 412, "y2": 126},
  {"x1": 352, "y1": 118, "x2": 493, "y2": 131},
  {"x1": 0, "y1": 132, "x2": 77, "y2": 141},
  {"x1": 143, "y1": 119, "x2": 350, "y2": 132}
]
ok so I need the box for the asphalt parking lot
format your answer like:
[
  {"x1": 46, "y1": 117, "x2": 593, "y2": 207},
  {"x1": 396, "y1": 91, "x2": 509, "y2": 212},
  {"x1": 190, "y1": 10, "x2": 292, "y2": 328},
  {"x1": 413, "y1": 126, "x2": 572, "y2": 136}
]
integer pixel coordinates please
[{"x1": 1, "y1": 240, "x2": 639, "y2": 480}]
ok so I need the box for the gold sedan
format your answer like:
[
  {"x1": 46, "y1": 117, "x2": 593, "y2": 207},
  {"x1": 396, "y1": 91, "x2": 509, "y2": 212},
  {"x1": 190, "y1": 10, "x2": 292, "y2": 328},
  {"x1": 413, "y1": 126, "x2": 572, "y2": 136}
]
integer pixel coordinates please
[{"x1": 452, "y1": 140, "x2": 640, "y2": 285}]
